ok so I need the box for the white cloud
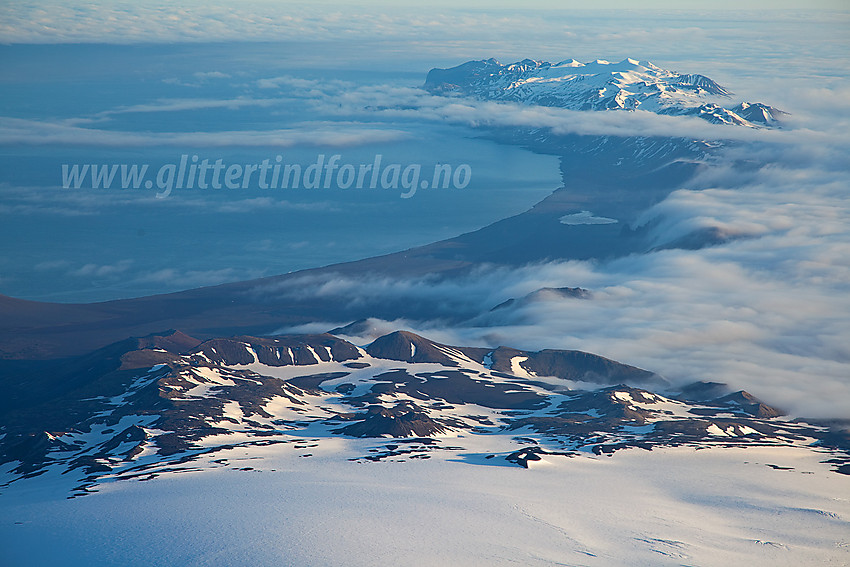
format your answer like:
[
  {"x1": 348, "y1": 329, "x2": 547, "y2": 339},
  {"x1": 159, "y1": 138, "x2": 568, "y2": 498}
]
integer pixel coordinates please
[
  {"x1": 69, "y1": 260, "x2": 134, "y2": 278},
  {"x1": 1, "y1": 1, "x2": 845, "y2": 48},
  {"x1": 193, "y1": 71, "x2": 230, "y2": 80},
  {"x1": 213, "y1": 197, "x2": 341, "y2": 214},
  {"x1": 246, "y1": 134, "x2": 850, "y2": 419},
  {"x1": 136, "y1": 267, "x2": 265, "y2": 288},
  {"x1": 88, "y1": 97, "x2": 287, "y2": 119},
  {"x1": 0, "y1": 117, "x2": 410, "y2": 148}
]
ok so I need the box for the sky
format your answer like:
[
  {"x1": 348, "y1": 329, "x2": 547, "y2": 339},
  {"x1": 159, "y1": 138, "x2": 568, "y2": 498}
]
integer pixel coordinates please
[{"x1": 0, "y1": 1, "x2": 849, "y2": 417}]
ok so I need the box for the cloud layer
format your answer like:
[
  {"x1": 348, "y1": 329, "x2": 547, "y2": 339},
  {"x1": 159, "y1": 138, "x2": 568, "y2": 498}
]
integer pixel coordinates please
[
  {"x1": 0, "y1": 116, "x2": 409, "y2": 148},
  {"x1": 266, "y1": 136, "x2": 850, "y2": 419}
]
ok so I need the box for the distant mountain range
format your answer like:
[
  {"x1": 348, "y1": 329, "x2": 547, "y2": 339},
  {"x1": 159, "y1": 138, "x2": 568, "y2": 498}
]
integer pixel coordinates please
[
  {"x1": 425, "y1": 57, "x2": 786, "y2": 127},
  {"x1": 1, "y1": 328, "x2": 847, "y2": 497}
]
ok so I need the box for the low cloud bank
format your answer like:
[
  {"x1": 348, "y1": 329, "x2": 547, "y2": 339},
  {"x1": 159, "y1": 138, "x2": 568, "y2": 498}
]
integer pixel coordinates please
[{"x1": 266, "y1": 138, "x2": 850, "y2": 419}]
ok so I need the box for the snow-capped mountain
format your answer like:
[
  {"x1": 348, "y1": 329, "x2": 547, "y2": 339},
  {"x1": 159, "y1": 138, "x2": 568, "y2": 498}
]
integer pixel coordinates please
[
  {"x1": 425, "y1": 58, "x2": 786, "y2": 127},
  {"x1": 2, "y1": 329, "x2": 845, "y2": 497}
]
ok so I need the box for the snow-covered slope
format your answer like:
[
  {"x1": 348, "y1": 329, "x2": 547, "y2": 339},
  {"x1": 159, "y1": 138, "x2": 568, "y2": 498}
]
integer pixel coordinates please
[
  {"x1": 2, "y1": 330, "x2": 846, "y2": 498},
  {"x1": 425, "y1": 57, "x2": 786, "y2": 127},
  {"x1": 2, "y1": 329, "x2": 849, "y2": 566}
]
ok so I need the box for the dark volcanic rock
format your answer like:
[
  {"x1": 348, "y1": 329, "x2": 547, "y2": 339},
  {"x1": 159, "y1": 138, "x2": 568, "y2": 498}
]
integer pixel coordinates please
[
  {"x1": 193, "y1": 334, "x2": 361, "y2": 367},
  {"x1": 677, "y1": 384, "x2": 783, "y2": 418},
  {"x1": 0, "y1": 431, "x2": 70, "y2": 475},
  {"x1": 507, "y1": 386, "x2": 661, "y2": 437},
  {"x1": 365, "y1": 331, "x2": 660, "y2": 387},
  {"x1": 286, "y1": 372, "x2": 350, "y2": 391},
  {"x1": 491, "y1": 286, "x2": 591, "y2": 311},
  {"x1": 0, "y1": 330, "x2": 198, "y2": 415},
  {"x1": 713, "y1": 390, "x2": 784, "y2": 418},
  {"x1": 505, "y1": 446, "x2": 575, "y2": 468},
  {"x1": 424, "y1": 58, "x2": 503, "y2": 94},
  {"x1": 328, "y1": 319, "x2": 384, "y2": 338},
  {"x1": 333, "y1": 404, "x2": 448, "y2": 438},
  {"x1": 676, "y1": 381, "x2": 732, "y2": 402},
  {"x1": 487, "y1": 346, "x2": 661, "y2": 386},
  {"x1": 133, "y1": 330, "x2": 201, "y2": 354},
  {"x1": 340, "y1": 366, "x2": 546, "y2": 411},
  {"x1": 409, "y1": 370, "x2": 546, "y2": 410},
  {"x1": 366, "y1": 331, "x2": 487, "y2": 366},
  {"x1": 506, "y1": 447, "x2": 543, "y2": 468},
  {"x1": 4, "y1": 327, "x2": 848, "y2": 492}
]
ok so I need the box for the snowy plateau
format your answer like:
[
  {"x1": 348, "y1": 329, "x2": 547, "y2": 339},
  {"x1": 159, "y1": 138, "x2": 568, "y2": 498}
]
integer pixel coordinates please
[{"x1": 1, "y1": 330, "x2": 849, "y2": 566}]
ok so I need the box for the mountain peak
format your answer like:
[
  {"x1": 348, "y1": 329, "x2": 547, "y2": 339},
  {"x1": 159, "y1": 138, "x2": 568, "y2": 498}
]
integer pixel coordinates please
[
  {"x1": 366, "y1": 330, "x2": 466, "y2": 366},
  {"x1": 424, "y1": 57, "x2": 783, "y2": 128},
  {"x1": 555, "y1": 58, "x2": 582, "y2": 67}
]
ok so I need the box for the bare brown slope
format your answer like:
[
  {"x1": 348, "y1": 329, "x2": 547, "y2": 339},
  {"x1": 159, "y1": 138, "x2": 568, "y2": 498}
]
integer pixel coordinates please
[{"x1": 0, "y1": 156, "x2": 699, "y2": 359}]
